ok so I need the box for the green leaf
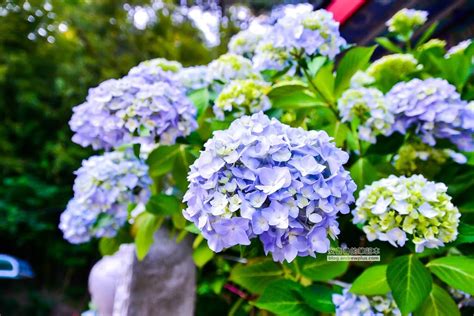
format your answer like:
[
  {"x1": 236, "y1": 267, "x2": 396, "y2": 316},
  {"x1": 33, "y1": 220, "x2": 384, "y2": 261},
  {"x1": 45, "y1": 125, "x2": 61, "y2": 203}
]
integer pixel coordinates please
[
  {"x1": 335, "y1": 46, "x2": 376, "y2": 96},
  {"x1": 230, "y1": 258, "x2": 284, "y2": 294},
  {"x1": 145, "y1": 193, "x2": 180, "y2": 216},
  {"x1": 350, "y1": 265, "x2": 390, "y2": 295},
  {"x1": 172, "y1": 145, "x2": 196, "y2": 192},
  {"x1": 312, "y1": 63, "x2": 335, "y2": 104},
  {"x1": 415, "y1": 22, "x2": 439, "y2": 48},
  {"x1": 300, "y1": 284, "x2": 335, "y2": 313},
  {"x1": 99, "y1": 237, "x2": 120, "y2": 256},
  {"x1": 427, "y1": 256, "x2": 474, "y2": 295},
  {"x1": 387, "y1": 255, "x2": 433, "y2": 315},
  {"x1": 192, "y1": 242, "x2": 214, "y2": 268},
  {"x1": 146, "y1": 145, "x2": 180, "y2": 178},
  {"x1": 454, "y1": 222, "x2": 474, "y2": 244},
  {"x1": 135, "y1": 213, "x2": 163, "y2": 260},
  {"x1": 326, "y1": 121, "x2": 350, "y2": 147},
  {"x1": 133, "y1": 143, "x2": 141, "y2": 158},
  {"x1": 290, "y1": 255, "x2": 349, "y2": 281},
  {"x1": 254, "y1": 279, "x2": 314, "y2": 316},
  {"x1": 307, "y1": 56, "x2": 327, "y2": 77},
  {"x1": 268, "y1": 81, "x2": 325, "y2": 110},
  {"x1": 430, "y1": 54, "x2": 471, "y2": 91},
  {"x1": 366, "y1": 133, "x2": 404, "y2": 155},
  {"x1": 414, "y1": 284, "x2": 460, "y2": 316},
  {"x1": 188, "y1": 87, "x2": 210, "y2": 116},
  {"x1": 375, "y1": 37, "x2": 403, "y2": 53},
  {"x1": 350, "y1": 158, "x2": 380, "y2": 192}
]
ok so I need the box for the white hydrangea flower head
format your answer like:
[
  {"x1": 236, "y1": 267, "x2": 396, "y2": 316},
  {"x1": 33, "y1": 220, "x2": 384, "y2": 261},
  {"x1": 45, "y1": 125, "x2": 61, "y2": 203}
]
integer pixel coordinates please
[
  {"x1": 353, "y1": 175, "x2": 460, "y2": 252},
  {"x1": 337, "y1": 87, "x2": 394, "y2": 143},
  {"x1": 206, "y1": 53, "x2": 260, "y2": 86},
  {"x1": 228, "y1": 23, "x2": 270, "y2": 57},
  {"x1": 213, "y1": 79, "x2": 271, "y2": 120},
  {"x1": 350, "y1": 71, "x2": 375, "y2": 88}
]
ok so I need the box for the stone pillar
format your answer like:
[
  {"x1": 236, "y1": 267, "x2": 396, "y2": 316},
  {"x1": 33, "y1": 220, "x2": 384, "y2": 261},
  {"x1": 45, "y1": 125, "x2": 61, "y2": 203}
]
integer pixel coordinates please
[{"x1": 89, "y1": 228, "x2": 196, "y2": 316}]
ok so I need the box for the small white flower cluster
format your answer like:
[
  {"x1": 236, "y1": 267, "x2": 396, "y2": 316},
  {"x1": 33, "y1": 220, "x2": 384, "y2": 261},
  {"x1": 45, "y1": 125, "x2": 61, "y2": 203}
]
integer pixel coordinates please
[{"x1": 213, "y1": 79, "x2": 271, "y2": 119}]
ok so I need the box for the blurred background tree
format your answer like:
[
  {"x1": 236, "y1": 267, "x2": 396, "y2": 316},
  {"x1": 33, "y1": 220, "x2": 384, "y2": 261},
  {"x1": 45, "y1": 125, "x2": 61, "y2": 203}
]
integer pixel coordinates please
[{"x1": 0, "y1": 0, "x2": 234, "y2": 314}]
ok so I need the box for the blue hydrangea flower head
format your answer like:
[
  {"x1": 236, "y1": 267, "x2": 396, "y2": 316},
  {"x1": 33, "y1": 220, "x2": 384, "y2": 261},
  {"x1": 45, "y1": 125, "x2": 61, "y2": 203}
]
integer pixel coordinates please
[
  {"x1": 337, "y1": 87, "x2": 394, "y2": 143},
  {"x1": 252, "y1": 40, "x2": 292, "y2": 72},
  {"x1": 183, "y1": 112, "x2": 356, "y2": 262},
  {"x1": 70, "y1": 74, "x2": 198, "y2": 150},
  {"x1": 352, "y1": 174, "x2": 460, "y2": 252},
  {"x1": 271, "y1": 8, "x2": 346, "y2": 59},
  {"x1": 333, "y1": 289, "x2": 403, "y2": 316},
  {"x1": 59, "y1": 150, "x2": 152, "y2": 244},
  {"x1": 213, "y1": 79, "x2": 271, "y2": 120},
  {"x1": 128, "y1": 58, "x2": 182, "y2": 84},
  {"x1": 387, "y1": 78, "x2": 474, "y2": 151},
  {"x1": 178, "y1": 65, "x2": 210, "y2": 91}
]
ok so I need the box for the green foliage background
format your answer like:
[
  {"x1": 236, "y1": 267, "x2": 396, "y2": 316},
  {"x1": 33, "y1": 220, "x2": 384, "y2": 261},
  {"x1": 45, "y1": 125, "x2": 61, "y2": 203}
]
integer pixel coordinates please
[{"x1": 0, "y1": 0, "x2": 231, "y2": 313}]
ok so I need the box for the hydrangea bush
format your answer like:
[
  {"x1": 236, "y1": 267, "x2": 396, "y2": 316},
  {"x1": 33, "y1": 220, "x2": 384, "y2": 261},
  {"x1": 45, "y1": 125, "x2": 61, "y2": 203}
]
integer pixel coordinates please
[{"x1": 62, "y1": 5, "x2": 474, "y2": 316}]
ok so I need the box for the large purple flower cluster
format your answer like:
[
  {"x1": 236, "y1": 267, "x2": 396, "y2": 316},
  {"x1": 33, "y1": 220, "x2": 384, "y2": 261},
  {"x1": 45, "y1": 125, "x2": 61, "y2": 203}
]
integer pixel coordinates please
[
  {"x1": 59, "y1": 151, "x2": 151, "y2": 244},
  {"x1": 183, "y1": 113, "x2": 356, "y2": 262},
  {"x1": 70, "y1": 73, "x2": 197, "y2": 150},
  {"x1": 387, "y1": 78, "x2": 474, "y2": 151}
]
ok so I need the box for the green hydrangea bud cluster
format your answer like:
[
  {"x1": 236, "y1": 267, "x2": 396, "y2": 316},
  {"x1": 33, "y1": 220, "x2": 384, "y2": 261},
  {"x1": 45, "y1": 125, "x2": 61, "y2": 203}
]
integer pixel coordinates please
[
  {"x1": 353, "y1": 175, "x2": 460, "y2": 253},
  {"x1": 214, "y1": 79, "x2": 271, "y2": 119},
  {"x1": 417, "y1": 39, "x2": 446, "y2": 53},
  {"x1": 386, "y1": 8, "x2": 428, "y2": 41},
  {"x1": 394, "y1": 142, "x2": 447, "y2": 176},
  {"x1": 366, "y1": 54, "x2": 421, "y2": 84}
]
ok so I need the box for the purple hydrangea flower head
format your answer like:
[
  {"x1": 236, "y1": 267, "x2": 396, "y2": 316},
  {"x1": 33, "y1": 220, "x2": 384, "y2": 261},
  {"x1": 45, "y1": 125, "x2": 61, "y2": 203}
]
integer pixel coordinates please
[
  {"x1": 70, "y1": 74, "x2": 197, "y2": 150},
  {"x1": 183, "y1": 112, "x2": 356, "y2": 262},
  {"x1": 387, "y1": 78, "x2": 474, "y2": 151},
  {"x1": 127, "y1": 58, "x2": 182, "y2": 84},
  {"x1": 59, "y1": 150, "x2": 152, "y2": 244},
  {"x1": 337, "y1": 87, "x2": 394, "y2": 143},
  {"x1": 271, "y1": 8, "x2": 346, "y2": 59},
  {"x1": 333, "y1": 289, "x2": 403, "y2": 316}
]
